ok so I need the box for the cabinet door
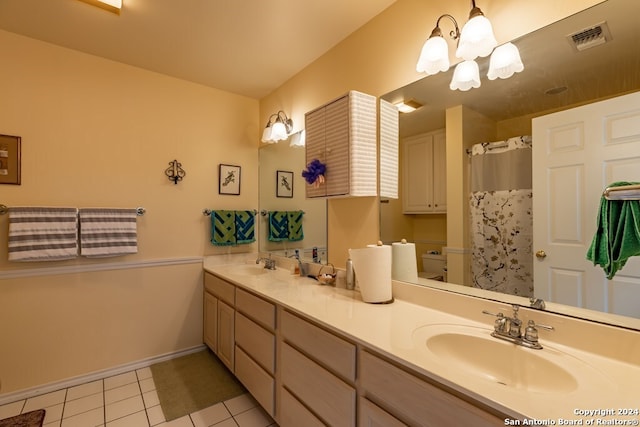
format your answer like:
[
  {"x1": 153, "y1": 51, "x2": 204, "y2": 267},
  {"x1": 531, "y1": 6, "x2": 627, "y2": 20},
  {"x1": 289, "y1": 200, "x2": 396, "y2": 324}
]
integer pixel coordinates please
[
  {"x1": 402, "y1": 134, "x2": 434, "y2": 213},
  {"x1": 431, "y1": 130, "x2": 447, "y2": 212},
  {"x1": 359, "y1": 397, "x2": 407, "y2": 427},
  {"x1": 305, "y1": 106, "x2": 327, "y2": 198},
  {"x1": 203, "y1": 291, "x2": 218, "y2": 353},
  {"x1": 324, "y1": 95, "x2": 350, "y2": 196},
  {"x1": 217, "y1": 300, "x2": 235, "y2": 370}
]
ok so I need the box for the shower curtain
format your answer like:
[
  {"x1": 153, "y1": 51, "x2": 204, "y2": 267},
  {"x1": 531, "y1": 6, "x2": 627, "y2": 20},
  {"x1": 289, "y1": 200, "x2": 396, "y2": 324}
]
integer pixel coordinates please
[{"x1": 469, "y1": 136, "x2": 533, "y2": 297}]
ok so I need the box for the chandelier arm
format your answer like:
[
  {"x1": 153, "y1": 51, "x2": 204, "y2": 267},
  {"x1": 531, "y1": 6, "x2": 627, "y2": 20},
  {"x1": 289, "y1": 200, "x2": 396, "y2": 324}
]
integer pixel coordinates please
[{"x1": 435, "y1": 14, "x2": 460, "y2": 41}]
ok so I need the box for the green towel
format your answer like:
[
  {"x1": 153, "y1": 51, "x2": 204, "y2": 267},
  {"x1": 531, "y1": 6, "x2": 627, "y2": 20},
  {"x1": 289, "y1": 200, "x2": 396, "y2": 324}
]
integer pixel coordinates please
[
  {"x1": 268, "y1": 211, "x2": 289, "y2": 242},
  {"x1": 234, "y1": 210, "x2": 255, "y2": 244},
  {"x1": 211, "y1": 210, "x2": 236, "y2": 246},
  {"x1": 287, "y1": 210, "x2": 304, "y2": 242},
  {"x1": 587, "y1": 182, "x2": 640, "y2": 279}
]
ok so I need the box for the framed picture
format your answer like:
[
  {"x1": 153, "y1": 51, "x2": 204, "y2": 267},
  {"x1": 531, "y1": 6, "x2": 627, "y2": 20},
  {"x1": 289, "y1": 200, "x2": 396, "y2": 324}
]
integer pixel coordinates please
[
  {"x1": 0, "y1": 134, "x2": 21, "y2": 185},
  {"x1": 219, "y1": 164, "x2": 241, "y2": 195},
  {"x1": 277, "y1": 170, "x2": 294, "y2": 198}
]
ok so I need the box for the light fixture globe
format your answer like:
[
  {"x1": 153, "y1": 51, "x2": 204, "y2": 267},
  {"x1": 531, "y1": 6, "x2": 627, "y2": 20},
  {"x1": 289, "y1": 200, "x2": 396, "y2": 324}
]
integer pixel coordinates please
[
  {"x1": 449, "y1": 60, "x2": 481, "y2": 91},
  {"x1": 270, "y1": 121, "x2": 288, "y2": 141},
  {"x1": 261, "y1": 125, "x2": 274, "y2": 143},
  {"x1": 487, "y1": 42, "x2": 524, "y2": 80},
  {"x1": 417, "y1": 34, "x2": 450, "y2": 75},
  {"x1": 455, "y1": 11, "x2": 497, "y2": 60}
]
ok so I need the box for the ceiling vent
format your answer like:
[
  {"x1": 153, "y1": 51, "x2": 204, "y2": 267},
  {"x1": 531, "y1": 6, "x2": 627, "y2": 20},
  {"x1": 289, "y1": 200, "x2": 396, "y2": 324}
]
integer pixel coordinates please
[{"x1": 567, "y1": 21, "x2": 612, "y2": 52}]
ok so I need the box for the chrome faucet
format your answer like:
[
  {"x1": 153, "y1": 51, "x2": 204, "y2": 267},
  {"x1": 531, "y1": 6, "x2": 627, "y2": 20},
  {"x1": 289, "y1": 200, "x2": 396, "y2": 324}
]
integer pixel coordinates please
[
  {"x1": 482, "y1": 305, "x2": 554, "y2": 350},
  {"x1": 256, "y1": 255, "x2": 276, "y2": 270}
]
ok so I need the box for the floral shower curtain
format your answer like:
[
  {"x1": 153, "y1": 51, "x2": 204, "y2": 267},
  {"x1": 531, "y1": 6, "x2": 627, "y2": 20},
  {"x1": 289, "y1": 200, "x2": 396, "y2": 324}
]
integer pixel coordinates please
[{"x1": 469, "y1": 136, "x2": 533, "y2": 297}]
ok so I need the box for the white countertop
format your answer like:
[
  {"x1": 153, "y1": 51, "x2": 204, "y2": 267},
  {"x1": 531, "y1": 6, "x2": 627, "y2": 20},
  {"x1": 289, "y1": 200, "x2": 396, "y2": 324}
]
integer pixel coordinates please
[{"x1": 204, "y1": 257, "x2": 640, "y2": 424}]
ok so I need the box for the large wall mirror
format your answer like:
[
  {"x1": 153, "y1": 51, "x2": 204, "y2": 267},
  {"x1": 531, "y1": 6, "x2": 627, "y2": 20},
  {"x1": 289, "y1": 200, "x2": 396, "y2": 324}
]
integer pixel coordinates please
[
  {"x1": 258, "y1": 140, "x2": 328, "y2": 262},
  {"x1": 381, "y1": 0, "x2": 640, "y2": 329}
]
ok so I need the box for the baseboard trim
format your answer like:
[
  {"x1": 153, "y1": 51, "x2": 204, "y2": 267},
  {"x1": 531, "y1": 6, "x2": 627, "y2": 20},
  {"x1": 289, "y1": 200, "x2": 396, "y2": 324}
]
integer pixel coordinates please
[{"x1": 0, "y1": 344, "x2": 206, "y2": 406}]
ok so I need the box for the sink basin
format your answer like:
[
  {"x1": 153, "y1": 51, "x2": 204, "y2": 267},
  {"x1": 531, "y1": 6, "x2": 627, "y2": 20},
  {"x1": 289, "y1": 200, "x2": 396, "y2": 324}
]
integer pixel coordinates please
[
  {"x1": 411, "y1": 324, "x2": 607, "y2": 394},
  {"x1": 232, "y1": 264, "x2": 271, "y2": 276}
]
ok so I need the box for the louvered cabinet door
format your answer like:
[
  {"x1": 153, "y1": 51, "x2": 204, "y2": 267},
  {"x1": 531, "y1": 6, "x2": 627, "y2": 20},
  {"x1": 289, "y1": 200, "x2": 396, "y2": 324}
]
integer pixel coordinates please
[
  {"x1": 304, "y1": 105, "x2": 327, "y2": 198},
  {"x1": 323, "y1": 95, "x2": 350, "y2": 196}
]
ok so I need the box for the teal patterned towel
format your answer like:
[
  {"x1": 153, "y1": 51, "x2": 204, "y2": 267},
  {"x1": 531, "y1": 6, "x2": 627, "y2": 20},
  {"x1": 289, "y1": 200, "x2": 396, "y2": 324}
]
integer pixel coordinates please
[
  {"x1": 287, "y1": 210, "x2": 304, "y2": 242},
  {"x1": 268, "y1": 211, "x2": 289, "y2": 242},
  {"x1": 235, "y1": 210, "x2": 255, "y2": 244},
  {"x1": 211, "y1": 210, "x2": 236, "y2": 246}
]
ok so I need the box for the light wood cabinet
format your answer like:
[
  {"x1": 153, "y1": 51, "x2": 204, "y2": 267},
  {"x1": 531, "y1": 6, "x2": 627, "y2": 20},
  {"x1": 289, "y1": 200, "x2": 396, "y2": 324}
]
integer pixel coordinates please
[
  {"x1": 359, "y1": 350, "x2": 504, "y2": 426},
  {"x1": 402, "y1": 129, "x2": 446, "y2": 213},
  {"x1": 203, "y1": 273, "x2": 235, "y2": 370},
  {"x1": 304, "y1": 90, "x2": 377, "y2": 198},
  {"x1": 358, "y1": 397, "x2": 407, "y2": 427}
]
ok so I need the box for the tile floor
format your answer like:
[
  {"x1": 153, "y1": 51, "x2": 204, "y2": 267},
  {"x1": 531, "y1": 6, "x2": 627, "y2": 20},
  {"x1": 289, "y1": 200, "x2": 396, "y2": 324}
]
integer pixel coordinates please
[{"x1": 0, "y1": 367, "x2": 277, "y2": 427}]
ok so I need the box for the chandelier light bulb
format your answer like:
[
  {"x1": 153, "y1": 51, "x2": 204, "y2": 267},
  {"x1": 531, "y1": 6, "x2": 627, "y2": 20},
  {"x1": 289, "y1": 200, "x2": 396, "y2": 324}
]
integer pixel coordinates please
[
  {"x1": 449, "y1": 60, "x2": 481, "y2": 91},
  {"x1": 416, "y1": 35, "x2": 450, "y2": 75},
  {"x1": 455, "y1": 14, "x2": 498, "y2": 60},
  {"x1": 487, "y1": 42, "x2": 524, "y2": 80}
]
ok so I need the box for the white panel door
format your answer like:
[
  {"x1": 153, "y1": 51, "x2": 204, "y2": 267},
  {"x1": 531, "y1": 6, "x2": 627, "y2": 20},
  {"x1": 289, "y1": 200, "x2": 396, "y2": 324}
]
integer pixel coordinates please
[{"x1": 533, "y1": 91, "x2": 640, "y2": 317}]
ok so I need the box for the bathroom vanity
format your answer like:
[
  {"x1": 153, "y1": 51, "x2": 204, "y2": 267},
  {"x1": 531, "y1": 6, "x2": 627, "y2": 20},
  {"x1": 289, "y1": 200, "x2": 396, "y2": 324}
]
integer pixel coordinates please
[{"x1": 203, "y1": 255, "x2": 640, "y2": 427}]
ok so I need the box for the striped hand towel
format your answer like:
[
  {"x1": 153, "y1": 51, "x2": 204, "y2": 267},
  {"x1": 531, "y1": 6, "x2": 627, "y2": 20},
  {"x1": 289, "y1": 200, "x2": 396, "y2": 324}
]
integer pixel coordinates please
[
  {"x1": 8, "y1": 207, "x2": 79, "y2": 261},
  {"x1": 287, "y1": 210, "x2": 304, "y2": 242},
  {"x1": 234, "y1": 210, "x2": 255, "y2": 244},
  {"x1": 268, "y1": 211, "x2": 289, "y2": 242},
  {"x1": 211, "y1": 210, "x2": 236, "y2": 246},
  {"x1": 79, "y1": 208, "x2": 138, "y2": 257}
]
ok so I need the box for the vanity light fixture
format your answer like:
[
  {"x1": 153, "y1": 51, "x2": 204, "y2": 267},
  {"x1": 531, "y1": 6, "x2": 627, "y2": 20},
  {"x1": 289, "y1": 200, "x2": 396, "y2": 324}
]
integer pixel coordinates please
[
  {"x1": 261, "y1": 110, "x2": 294, "y2": 144},
  {"x1": 78, "y1": 0, "x2": 122, "y2": 14},
  {"x1": 394, "y1": 99, "x2": 423, "y2": 113},
  {"x1": 416, "y1": 1, "x2": 523, "y2": 91},
  {"x1": 289, "y1": 129, "x2": 306, "y2": 147}
]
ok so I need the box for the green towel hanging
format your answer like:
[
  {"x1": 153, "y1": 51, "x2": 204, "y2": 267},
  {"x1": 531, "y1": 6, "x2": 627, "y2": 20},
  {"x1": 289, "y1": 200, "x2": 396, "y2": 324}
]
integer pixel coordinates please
[
  {"x1": 287, "y1": 210, "x2": 304, "y2": 242},
  {"x1": 211, "y1": 210, "x2": 236, "y2": 246},
  {"x1": 268, "y1": 211, "x2": 289, "y2": 242},
  {"x1": 235, "y1": 210, "x2": 256, "y2": 244},
  {"x1": 587, "y1": 182, "x2": 640, "y2": 279}
]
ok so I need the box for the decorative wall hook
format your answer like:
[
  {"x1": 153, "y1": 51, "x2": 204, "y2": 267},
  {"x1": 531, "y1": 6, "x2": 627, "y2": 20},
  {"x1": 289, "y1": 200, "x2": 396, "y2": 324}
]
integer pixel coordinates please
[{"x1": 165, "y1": 159, "x2": 186, "y2": 184}]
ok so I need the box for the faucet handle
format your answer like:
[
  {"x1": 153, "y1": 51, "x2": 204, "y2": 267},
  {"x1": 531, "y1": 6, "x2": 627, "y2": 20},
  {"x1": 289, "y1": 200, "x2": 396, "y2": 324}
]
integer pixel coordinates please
[{"x1": 524, "y1": 320, "x2": 554, "y2": 345}]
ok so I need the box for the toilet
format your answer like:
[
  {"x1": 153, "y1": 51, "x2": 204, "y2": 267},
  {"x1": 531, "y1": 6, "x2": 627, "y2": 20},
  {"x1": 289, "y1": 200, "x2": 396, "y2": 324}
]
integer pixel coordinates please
[{"x1": 419, "y1": 253, "x2": 446, "y2": 281}]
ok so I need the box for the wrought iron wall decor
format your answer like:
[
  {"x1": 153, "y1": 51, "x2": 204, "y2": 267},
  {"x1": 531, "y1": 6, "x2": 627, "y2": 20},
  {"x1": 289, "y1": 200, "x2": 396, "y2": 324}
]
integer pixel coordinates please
[{"x1": 165, "y1": 159, "x2": 186, "y2": 184}]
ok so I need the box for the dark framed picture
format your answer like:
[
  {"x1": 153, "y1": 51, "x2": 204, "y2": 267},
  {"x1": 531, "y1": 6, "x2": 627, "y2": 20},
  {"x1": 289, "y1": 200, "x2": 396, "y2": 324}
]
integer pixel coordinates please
[
  {"x1": 277, "y1": 170, "x2": 294, "y2": 198},
  {"x1": 0, "y1": 134, "x2": 21, "y2": 185},
  {"x1": 219, "y1": 164, "x2": 241, "y2": 195}
]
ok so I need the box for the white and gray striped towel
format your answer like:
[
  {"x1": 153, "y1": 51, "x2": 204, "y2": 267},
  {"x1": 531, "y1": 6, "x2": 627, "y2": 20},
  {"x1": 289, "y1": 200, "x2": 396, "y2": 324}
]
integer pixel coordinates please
[
  {"x1": 79, "y1": 208, "x2": 138, "y2": 257},
  {"x1": 8, "y1": 207, "x2": 79, "y2": 262}
]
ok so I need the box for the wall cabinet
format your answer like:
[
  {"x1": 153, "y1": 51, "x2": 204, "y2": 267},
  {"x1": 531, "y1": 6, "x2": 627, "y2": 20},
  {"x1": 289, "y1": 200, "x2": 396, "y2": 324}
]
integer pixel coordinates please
[
  {"x1": 402, "y1": 129, "x2": 446, "y2": 213},
  {"x1": 203, "y1": 273, "x2": 235, "y2": 370},
  {"x1": 305, "y1": 90, "x2": 377, "y2": 198}
]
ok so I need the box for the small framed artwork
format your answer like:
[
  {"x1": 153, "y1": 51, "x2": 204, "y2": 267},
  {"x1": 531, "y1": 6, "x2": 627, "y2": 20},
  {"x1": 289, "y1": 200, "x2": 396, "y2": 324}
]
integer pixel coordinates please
[
  {"x1": 0, "y1": 134, "x2": 21, "y2": 185},
  {"x1": 277, "y1": 170, "x2": 294, "y2": 198},
  {"x1": 219, "y1": 164, "x2": 241, "y2": 195}
]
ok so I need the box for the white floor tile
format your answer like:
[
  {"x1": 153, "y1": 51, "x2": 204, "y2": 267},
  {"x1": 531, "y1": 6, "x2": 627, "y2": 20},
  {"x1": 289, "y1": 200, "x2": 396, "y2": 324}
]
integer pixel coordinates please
[
  {"x1": 190, "y1": 402, "x2": 231, "y2": 427},
  {"x1": 24, "y1": 389, "x2": 66, "y2": 412},
  {"x1": 43, "y1": 420, "x2": 62, "y2": 427},
  {"x1": 104, "y1": 372, "x2": 138, "y2": 391},
  {"x1": 136, "y1": 367, "x2": 153, "y2": 381},
  {"x1": 146, "y1": 405, "x2": 165, "y2": 426},
  {"x1": 142, "y1": 390, "x2": 160, "y2": 408},
  {"x1": 212, "y1": 419, "x2": 237, "y2": 427},
  {"x1": 63, "y1": 392, "x2": 103, "y2": 418},
  {"x1": 105, "y1": 382, "x2": 141, "y2": 405},
  {"x1": 0, "y1": 400, "x2": 24, "y2": 419},
  {"x1": 42, "y1": 403, "x2": 64, "y2": 424},
  {"x1": 106, "y1": 409, "x2": 149, "y2": 427},
  {"x1": 67, "y1": 380, "x2": 103, "y2": 401},
  {"x1": 158, "y1": 415, "x2": 194, "y2": 427},
  {"x1": 139, "y1": 377, "x2": 156, "y2": 394},
  {"x1": 105, "y1": 395, "x2": 144, "y2": 422},
  {"x1": 61, "y1": 407, "x2": 104, "y2": 427},
  {"x1": 223, "y1": 393, "x2": 257, "y2": 416},
  {"x1": 233, "y1": 406, "x2": 274, "y2": 427}
]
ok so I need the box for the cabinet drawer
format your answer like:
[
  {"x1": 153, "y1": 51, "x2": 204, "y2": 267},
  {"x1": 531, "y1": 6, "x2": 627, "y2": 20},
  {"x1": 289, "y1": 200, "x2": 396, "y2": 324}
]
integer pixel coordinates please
[
  {"x1": 279, "y1": 388, "x2": 324, "y2": 427},
  {"x1": 235, "y1": 312, "x2": 275, "y2": 374},
  {"x1": 236, "y1": 288, "x2": 275, "y2": 330},
  {"x1": 281, "y1": 310, "x2": 356, "y2": 382},
  {"x1": 281, "y1": 342, "x2": 355, "y2": 427},
  {"x1": 235, "y1": 346, "x2": 274, "y2": 417},
  {"x1": 204, "y1": 273, "x2": 235, "y2": 306},
  {"x1": 360, "y1": 351, "x2": 503, "y2": 427},
  {"x1": 359, "y1": 397, "x2": 407, "y2": 427}
]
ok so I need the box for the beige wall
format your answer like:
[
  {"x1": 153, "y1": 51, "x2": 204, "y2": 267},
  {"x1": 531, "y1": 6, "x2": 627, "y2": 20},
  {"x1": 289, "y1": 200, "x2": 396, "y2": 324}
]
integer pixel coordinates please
[
  {"x1": 0, "y1": 29, "x2": 258, "y2": 395},
  {"x1": 260, "y1": 0, "x2": 601, "y2": 267}
]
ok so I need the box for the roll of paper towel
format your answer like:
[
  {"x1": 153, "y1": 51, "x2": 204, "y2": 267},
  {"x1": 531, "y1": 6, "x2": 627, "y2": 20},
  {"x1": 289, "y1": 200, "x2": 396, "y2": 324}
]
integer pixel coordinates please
[
  {"x1": 392, "y1": 239, "x2": 418, "y2": 283},
  {"x1": 349, "y1": 242, "x2": 393, "y2": 303}
]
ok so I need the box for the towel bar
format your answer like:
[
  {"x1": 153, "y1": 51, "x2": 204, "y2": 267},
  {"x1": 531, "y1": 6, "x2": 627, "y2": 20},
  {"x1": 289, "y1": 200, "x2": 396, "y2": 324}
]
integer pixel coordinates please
[
  {"x1": 203, "y1": 209, "x2": 258, "y2": 216},
  {"x1": 260, "y1": 209, "x2": 306, "y2": 216},
  {"x1": 0, "y1": 205, "x2": 146, "y2": 216},
  {"x1": 603, "y1": 184, "x2": 640, "y2": 201}
]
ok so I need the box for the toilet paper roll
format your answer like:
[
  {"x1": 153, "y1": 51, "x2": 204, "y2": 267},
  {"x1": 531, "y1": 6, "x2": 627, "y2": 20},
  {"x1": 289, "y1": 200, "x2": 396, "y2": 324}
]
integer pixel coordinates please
[
  {"x1": 349, "y1": 244, "x2": 392, "y2": 303},
  {"x1": 392, "y1": 241, "x2": 418, "y2": 283}
]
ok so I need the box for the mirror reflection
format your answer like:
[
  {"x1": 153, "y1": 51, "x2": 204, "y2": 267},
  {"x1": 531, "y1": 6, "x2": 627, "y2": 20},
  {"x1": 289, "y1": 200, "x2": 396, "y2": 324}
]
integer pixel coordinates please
[
  {"x1": 381, "y1": 0, "x2": 640, "y2": 328},
  {"x1": 258, "y1": 140, "x2": 327, "y2": 262}
]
